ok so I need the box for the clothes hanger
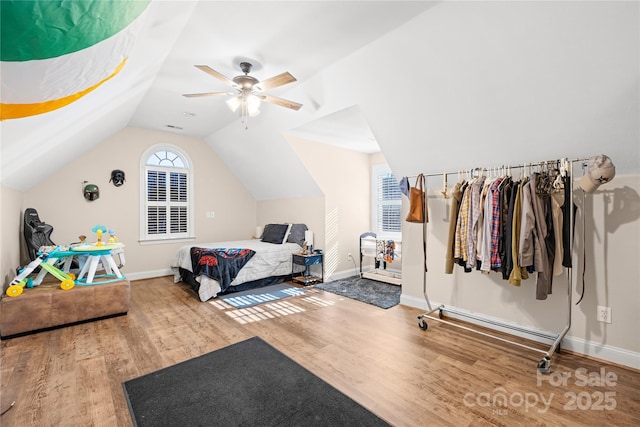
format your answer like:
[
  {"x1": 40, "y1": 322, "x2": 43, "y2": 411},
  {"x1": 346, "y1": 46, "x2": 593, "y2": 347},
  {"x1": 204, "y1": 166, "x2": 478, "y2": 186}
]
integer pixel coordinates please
[{"x1": 441, "y1": 173, "x2": 449, "y2": 199}]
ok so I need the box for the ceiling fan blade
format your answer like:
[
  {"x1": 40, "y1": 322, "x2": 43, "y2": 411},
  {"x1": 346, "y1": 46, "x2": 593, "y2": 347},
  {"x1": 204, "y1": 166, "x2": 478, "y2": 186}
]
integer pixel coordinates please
[
  {"x1": 262, "y1": 95, "x2": 302, "y2": 111},
  {"x1": 183, "y1": 92, "x2": 234, "y2": 98},
  {"x1": 255, "y1": 72, "x2": 297, "y2": 91},
  {"x1": 194, "y1": 65, "x2": 235, "y2": 87}
]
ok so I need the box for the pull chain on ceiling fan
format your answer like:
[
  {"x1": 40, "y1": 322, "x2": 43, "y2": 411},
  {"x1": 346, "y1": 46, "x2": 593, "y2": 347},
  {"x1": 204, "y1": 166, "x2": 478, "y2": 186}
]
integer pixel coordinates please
[{"x1": 183, "y1": 62, "x2": 302, "y2": 129}]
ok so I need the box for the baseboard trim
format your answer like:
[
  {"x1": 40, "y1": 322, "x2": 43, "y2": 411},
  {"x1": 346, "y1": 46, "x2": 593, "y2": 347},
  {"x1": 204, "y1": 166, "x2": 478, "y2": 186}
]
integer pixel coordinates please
[
  {"x1": 401, "y1": 294, "x2": 640, "y2": 370},
  {"x1": 326, "y1": 266, "x2": 371, "y2": 282},
  {"x1": 560, "y1": 336, "x2": 640, "y2": 371},
  {"x1": 129, "y1": 267, "x2": 365, "y2": 283}
]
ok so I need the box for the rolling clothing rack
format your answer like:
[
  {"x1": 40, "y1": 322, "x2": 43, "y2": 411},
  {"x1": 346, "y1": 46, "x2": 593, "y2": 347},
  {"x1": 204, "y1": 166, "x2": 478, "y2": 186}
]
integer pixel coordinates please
[{"x1": 414, "y1": 157, "x2": 588, "y2": 373}]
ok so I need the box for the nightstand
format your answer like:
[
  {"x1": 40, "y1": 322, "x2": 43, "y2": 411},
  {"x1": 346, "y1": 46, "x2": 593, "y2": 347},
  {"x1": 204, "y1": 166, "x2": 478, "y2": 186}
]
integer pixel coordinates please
[{"x1": 292, "y1": 253, "x2": 323, "y2": 285}]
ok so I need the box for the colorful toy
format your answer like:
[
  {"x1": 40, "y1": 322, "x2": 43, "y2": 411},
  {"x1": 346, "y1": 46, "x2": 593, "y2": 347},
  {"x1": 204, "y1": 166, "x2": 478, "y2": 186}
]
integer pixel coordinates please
[
  {"x1": 91, "y1": 224, "x2": 107, "y2": 246},
  {"x1": 6, "y1": 225, "x2": 127, "y2": 297},
  {"x1": 70, "y1": 242, "x2": 126, "y2": 285},
  {"x1": 66, "y1": 226, "x2": 126, "y2": 285},
  {"x1": 6, "y1": 246, "x2": 76, "y2": 297}
]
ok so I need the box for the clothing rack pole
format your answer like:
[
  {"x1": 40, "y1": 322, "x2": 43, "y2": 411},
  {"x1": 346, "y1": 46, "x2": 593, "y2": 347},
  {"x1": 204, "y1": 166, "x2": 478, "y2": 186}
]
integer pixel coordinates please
[
  {"x1": 407, "y1": 157, "x2": 588, "y2": 180},
  {"x1": 415, "y1": 157, "x2": 588, "y2": 373},
  {"x1": 538, "y1": 159, "x2": 581, "y2": 369}
]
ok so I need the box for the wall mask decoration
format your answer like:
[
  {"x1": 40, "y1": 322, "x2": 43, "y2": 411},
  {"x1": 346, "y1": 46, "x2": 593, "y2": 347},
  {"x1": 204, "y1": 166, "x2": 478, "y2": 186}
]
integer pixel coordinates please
[
  {"x1": 109, "y1": 169, "x2": 126, "y2": 187},
  {"x1": 83, "y1": 183, "x2": 100, "y2": 201}
]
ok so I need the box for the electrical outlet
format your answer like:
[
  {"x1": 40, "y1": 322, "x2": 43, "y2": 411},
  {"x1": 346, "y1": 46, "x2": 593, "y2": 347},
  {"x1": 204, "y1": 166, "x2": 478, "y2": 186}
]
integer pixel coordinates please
[
  {"x1": 597, "y1": 306, "x2": 612, "y2": 324},
  {"x1": 347, "y1": 253, "x2": 353, "y2": 261},
  {"x1": 206, "y1": 211, "x2": 215, "y2": 219}
]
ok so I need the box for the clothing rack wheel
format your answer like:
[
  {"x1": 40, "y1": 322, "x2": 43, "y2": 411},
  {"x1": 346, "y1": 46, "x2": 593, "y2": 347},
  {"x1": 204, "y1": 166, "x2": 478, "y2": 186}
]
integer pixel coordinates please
[
  {"x1": 538, "y1": 357, "x2": 551, "y2": 374},
  {"x1": 418, "y1": 317, "x2": 428, "y2": 330}
]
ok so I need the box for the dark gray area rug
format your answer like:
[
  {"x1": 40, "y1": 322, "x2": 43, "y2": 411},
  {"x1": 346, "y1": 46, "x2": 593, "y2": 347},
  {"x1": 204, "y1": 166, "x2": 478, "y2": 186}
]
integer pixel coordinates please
[
  {"x1": 315, "y1": 276, "x2": 401, "y2": 309},
  {"x1": 122, "y1": 336, "x2": 390, "y2": 427}
]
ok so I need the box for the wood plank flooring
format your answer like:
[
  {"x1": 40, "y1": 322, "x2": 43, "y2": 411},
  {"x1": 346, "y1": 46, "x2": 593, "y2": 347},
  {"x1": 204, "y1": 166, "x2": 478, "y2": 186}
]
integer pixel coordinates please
[{"x1": 1, "y1": 276, "x2": 638, "y2": 426}]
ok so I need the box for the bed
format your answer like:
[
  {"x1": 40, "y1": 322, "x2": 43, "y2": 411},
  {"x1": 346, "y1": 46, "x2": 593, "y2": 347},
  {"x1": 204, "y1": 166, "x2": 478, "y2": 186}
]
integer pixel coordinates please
[{"x1": 171, "y1": 223, "x2": 307, "y2": 301}]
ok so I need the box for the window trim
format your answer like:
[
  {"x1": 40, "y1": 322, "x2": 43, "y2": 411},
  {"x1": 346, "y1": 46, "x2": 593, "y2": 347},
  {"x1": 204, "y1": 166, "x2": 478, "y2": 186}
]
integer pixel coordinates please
[
  {"x1": 139, "y1": 144, "x2": 195, "y2": 243},
  {"x1": 371, "y1": 163, "x2": 402, "y2": 240}
]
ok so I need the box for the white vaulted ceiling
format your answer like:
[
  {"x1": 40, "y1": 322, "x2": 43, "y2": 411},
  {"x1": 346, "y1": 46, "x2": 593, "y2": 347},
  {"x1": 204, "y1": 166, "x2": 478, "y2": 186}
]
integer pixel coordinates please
[
  {"x1": 1, "y1": 0, "x2": 434, "y2": 194},
  {"x1": 1, "y1": 1, "x2": 638, "y2": 198}
]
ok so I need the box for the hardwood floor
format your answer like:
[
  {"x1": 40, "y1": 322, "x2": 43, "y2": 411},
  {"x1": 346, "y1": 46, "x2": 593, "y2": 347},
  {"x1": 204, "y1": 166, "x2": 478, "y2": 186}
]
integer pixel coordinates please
[{"x1": 1, "y1": 276, "x2": 638, "y2": 426}]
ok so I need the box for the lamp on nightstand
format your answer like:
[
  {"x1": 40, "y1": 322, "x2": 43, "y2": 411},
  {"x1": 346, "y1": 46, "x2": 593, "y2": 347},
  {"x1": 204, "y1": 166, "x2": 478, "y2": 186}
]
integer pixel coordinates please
[{"x1": 304, "y1": 230, "x2": 314, "y2": 253}]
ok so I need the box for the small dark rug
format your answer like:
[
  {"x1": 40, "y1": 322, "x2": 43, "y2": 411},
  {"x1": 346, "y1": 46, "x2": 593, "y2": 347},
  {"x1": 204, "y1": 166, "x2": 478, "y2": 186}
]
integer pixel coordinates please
[
  {"x1": 315, "y1": 276, "x2": 401, "y2": 309},
  {"x1": 219, "y1": 283, "x2": 305, "y2": 308},
  {"x1": 123, "y1": 337, "x2": 389, "y2": 427}
]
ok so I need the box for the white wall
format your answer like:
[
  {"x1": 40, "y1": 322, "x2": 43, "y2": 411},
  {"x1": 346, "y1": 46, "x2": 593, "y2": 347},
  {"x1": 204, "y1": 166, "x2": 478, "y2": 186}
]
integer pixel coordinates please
[
  {"x1": 0, "y1": 185, "x2": 24, "y2": 287},
  {"x1": 19, "y1": 126, "x2": 257, "y2": 278},
  {"x1": 287, "y1": 135, "x2": 372, "y2": 278},
  {"x1": 257, "y1": 196, "x2": 325, "y2": 249}
]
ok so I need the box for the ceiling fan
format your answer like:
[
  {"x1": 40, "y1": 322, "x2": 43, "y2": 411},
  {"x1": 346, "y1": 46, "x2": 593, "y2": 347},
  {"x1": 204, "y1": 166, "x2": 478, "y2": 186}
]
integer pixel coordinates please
[{"x1": 183, "y1": 62, "x2": 302, "y2": 127}]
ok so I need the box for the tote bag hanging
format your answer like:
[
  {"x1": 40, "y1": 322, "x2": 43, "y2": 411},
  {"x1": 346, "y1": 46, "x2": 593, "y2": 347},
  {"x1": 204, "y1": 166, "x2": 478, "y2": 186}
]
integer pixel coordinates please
[{"x1": 406, "y1": 174, "x2": 428, "y2": 223}]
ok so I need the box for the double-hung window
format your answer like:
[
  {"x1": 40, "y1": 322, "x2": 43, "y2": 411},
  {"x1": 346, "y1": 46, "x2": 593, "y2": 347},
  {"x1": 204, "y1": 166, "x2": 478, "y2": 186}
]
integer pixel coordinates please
[
  {"x1": 140, "y1": 146, "x2": 194, "y2": 242},
  {"x1": 372, "y1": 164, "x2": 401, "y2": 239}
]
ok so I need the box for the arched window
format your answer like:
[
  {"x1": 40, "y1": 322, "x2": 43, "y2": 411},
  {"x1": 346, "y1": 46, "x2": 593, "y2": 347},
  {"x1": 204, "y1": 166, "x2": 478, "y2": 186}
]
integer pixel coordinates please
[{"x1": 140, "y1": 145, "x2": 194, "y2": 242}]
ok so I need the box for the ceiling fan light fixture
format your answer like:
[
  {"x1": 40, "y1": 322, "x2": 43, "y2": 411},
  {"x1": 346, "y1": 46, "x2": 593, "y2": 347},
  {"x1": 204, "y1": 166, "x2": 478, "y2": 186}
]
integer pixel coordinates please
[
  {"x1": 187, "y1": 62, "x2": 301, "y2": 129},
  {"x1": 226, "y1": 96, "x2": 240, "y2": 113},
  {"x1": 227, "y1": 91, "x2": 260, "y2": 114},
  {"x1": 246, "y1": 94, "x2": 261, "y2": 116},
  {"x1": 227, "y1": 91, "x2": 261, "y2": 128}
]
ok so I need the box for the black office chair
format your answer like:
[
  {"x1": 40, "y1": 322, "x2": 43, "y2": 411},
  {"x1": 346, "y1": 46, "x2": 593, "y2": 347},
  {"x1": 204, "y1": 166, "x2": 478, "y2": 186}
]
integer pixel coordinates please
[{"x1": 23, "y1": 208, "x2": 56, "y2": 261}]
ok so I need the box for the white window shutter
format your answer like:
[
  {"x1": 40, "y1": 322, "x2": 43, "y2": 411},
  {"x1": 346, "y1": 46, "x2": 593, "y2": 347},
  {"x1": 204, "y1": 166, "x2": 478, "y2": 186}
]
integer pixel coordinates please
[
  {"x1": 373, "y1": 166, "x2": 401, "y2": 238},
  {"x1": 142, "y1": 146, "x2": 193, "y2": 241}
]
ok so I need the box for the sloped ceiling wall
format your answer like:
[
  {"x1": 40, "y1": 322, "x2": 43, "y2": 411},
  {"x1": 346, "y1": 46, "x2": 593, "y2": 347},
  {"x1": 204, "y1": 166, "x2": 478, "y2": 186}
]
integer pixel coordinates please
[
  {"x1": 204, "y1": 1, "x2": 637, "y2": 202},
  {"x1": 355, "y1": 1, "x2": 639, "y2": 178},
  {"x1": 2, "y1": 1, "x2": 637, "y2": 196},
  {"x1": 331, "y1": 1, "x2": 635, "y2": 174},
  {"x1": 1, "y1": 1, "x2": 197, "y2": 191},
  {"x1": 2, "y1": 0, "x2": 435, "y2": 196}
]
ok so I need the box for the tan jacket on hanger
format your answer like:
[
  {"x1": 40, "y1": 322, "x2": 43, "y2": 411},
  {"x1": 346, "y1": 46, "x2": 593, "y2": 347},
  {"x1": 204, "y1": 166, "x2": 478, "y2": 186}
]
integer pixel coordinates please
[
  {"x1": 445, "y1": 181, "x2": 465, "y2": 274},
  {"x1": 509, "y1": 180, "x2": 529, "y2": 286}
]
